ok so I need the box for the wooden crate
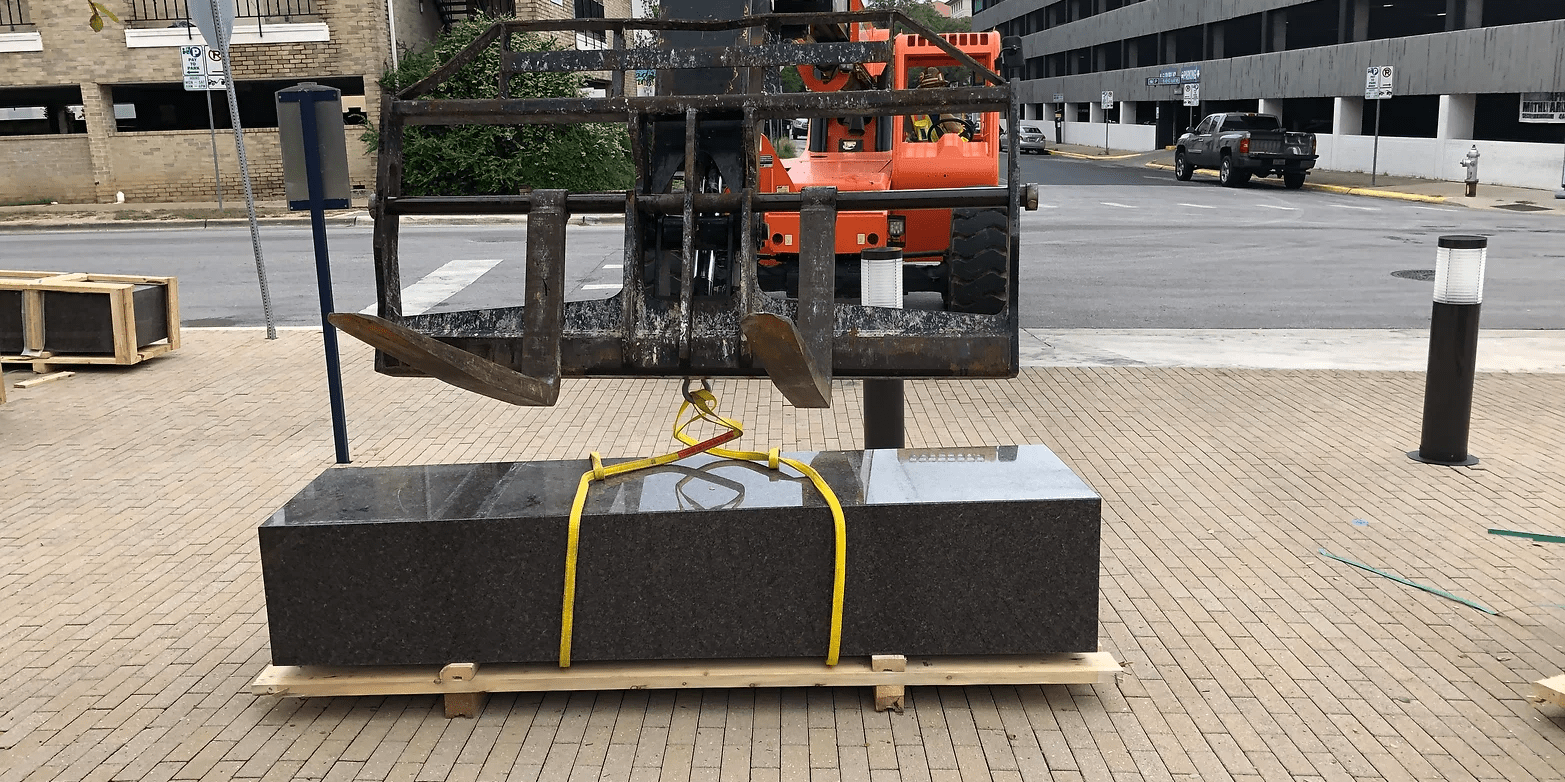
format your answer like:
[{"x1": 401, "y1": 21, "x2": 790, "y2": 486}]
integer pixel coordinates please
[{"x1": 0, "y1": 271, "x2": 180, "y2": 370}]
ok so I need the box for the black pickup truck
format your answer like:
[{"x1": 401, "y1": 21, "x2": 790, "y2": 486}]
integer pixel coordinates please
[{"x1": 1174, "y1": 113, "x2": 1318, "y2": 189}]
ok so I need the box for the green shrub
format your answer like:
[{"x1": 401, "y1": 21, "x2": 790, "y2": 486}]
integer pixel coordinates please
[{"x1": 363, "y1": 16, "x2": 634, "y2": 196}]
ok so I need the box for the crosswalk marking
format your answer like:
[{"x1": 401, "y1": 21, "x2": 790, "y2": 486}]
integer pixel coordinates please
[{"x1": 361, "y1": 258, "x2": 504, "y2": 315}]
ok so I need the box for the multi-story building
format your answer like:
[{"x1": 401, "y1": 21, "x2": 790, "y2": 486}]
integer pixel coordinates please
[
  {"x1": 0, "y1": 0, "x2": 629, "y2": 204},
  {"x1": 974, "y1": 0, "x2": 1565, "y2": 189}
]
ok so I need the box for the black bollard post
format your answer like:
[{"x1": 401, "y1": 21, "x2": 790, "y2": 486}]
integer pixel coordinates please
[
  {"x1": 861, "y1": 247, "x2": 905, "y2": 450},
  {"x1": 1409, "y1": 235, "x2": 1487, "y2": 466}
]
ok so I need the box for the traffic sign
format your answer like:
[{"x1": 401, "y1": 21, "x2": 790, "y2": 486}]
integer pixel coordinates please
[
  {"x1": 1052, "y1": 93, "x2": 1064, "y2": 103},
  {"x1": 1365, "y1": 65, "x2": 1394, "y2": 100},
  {"x1": 188, "y1": 0, "x2": 235, "y2": 55},
  {"x1": 1182, "y1": 83, "x2": 1200, "y2": 107},
  {"x1": 1101, "y1": 91, "x2": 1114, "y2": 110},
  {"x1": 181, "y1": 44, "x2": 227, "y2": 91}
]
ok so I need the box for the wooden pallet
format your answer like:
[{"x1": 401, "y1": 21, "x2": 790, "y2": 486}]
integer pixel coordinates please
[
  {"x1": 1535, "y1": 674, "x2": 1565, "y2": 709},
  {"x1": 250, "y1": 653, "x2": 1123, "y2": 718},
  {"x1": 0, "y1": 271, "x2": 180, "y2": 371}
]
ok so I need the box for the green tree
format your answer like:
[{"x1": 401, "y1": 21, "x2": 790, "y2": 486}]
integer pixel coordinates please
[
  {"x1": 364, "y1": 15, "x2": 634, "y2": 196},
  {"x1": 864, "y1": 0, "x2": 972, "y2": 33}
]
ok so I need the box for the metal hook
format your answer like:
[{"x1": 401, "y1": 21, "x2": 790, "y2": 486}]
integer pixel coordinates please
[{"x1": 682, "y1": 377, "x2": 713, "y2": 405}]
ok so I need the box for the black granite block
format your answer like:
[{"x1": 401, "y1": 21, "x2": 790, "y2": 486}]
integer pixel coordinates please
[{"x1": 260, "y1": 445, "x2": 1101, "y2": 666}]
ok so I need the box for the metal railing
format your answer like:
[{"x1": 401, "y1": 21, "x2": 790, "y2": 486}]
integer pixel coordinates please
[
  {"x1": 126, "y1": 0, "x2": 318, "y2": 22},
  {"x1": 1, "y1": 0, "x2": 31, "y2": 29}
]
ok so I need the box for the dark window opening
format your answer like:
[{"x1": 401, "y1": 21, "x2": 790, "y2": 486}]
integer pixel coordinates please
[
  {"x1": 1483, "y1": 0, "x2": 1565, "y2": 26},
  {"x1": 1366, "y1": 0, "x2": 1447, "y2": 40},
  {"x1": 1025, "y1": 56, "x2": 1045, "y2": 79},
  {"x1": 1474, "y1": 93, "x2": 1565, "y2": 142},
  {"x1": 1280, "y1": 97, "x2": 1335, "y2": 133},
  {"x1": 1127, "y1": 33, "x2": 1158, "y2": 67},
  {"x1": 1074, "y1": 104, "x2": 1089, "y2": 122},
  {"x1": 1211, "y1": 13, "x2": 1264, "y2": 58},
  {"x1": 1360, "y1": 94, "x2": 1439, "y2": 137},
  {"x1": 1044, "y1": 1, "x2": 1067, "y2": 28},
  {"x1": 109, "y1": 76, "x2": 364, "y2": 132},
  {"x1": 1046, "y1": 52, "x2": 1067, "y2": 77},
  {"x1": 1092, "y1": 42, "x2": 1121, "y2": 72},
  {"x1": 1068, "y1": 47, "x2": 1090, "y2": 74},
  {"x1": 1282, "y1": 0, "x2": 1341, "y2": 50},
  {"x1": 1170, "y1": 25, "x2": 1202, "y2": 62},
  {"x1": 0, "y1": 86, "x2": 86, "y2": 136},
  {"x1": 1025, "y1": 8, "x2": 1045, "y2": 34},
  {"x1": 1202, "y1": 99, "x2": 1260, "y2": 116}
]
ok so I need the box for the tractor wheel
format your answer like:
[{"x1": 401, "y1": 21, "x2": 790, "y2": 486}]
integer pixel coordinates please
[{"x1": 944, "y1": 207, "x2": 1009, "y2": 315}]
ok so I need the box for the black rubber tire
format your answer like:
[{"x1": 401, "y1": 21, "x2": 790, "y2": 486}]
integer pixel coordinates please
[
  {"x1": 1174, "y1": 150, "x2": 1193, "y2": 181},
  {"x1": 944, "y1": 207, "x2": 1009, "y2": 315},
  {"x1": 1283, "y1": 172, "x2": 1306, "y2": 190},
  {"x1": 1219, "y1": 156, "x2": 1250, "y2": 188}
]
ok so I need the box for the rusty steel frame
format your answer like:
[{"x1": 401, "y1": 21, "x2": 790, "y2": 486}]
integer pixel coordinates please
[{"x1": 357, "y1": 10, "x2": 1026, "y2": 408}]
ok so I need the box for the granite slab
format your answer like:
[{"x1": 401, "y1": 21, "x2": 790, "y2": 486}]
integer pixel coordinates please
[{"x1": 259, "y1": 445, "x2": 1101, "y2": 666}]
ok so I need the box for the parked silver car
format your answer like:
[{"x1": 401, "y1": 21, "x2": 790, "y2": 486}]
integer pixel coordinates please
[{"x1": 1000, "y1": 121, "x2": 1048, "y2": 154}]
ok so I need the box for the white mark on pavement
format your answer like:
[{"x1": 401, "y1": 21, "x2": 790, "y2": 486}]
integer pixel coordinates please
[
  {"x1": 1100, "y1": 202, "x2": 1137, "y2": 209},
  {"x1": 603, "y1": 264, "x2": 623, "y2": 269},
  {"x1": 1332, "y1": 203, "x2": 1378, "y2": 211},
  {"x1": 582, "y1": 284, "x2": 621, "y2": 290},
  {"x1": 1178, "y1": 203, "x2": 1216, "y2": 209},
  {"x1": 1255, "y1": 204, "x2": 1299, "y2": 211},
  {"x1": 363, "y1": 258, "x2": 504, "y2": 316}
]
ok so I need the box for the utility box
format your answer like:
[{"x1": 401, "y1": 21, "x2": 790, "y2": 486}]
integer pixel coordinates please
[{"x1": 276, "y1": 82, "x2": 351, "y2": 210}]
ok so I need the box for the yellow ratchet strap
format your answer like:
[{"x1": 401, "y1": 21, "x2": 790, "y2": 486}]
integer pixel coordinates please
[{"x1": 559, "y1": 386, "x2": 847, "y2": 668}]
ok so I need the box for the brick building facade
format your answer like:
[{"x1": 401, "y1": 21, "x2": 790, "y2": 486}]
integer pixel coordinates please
[{"x1": 0, "y1": 0, "x2": 629, "y2": 204}]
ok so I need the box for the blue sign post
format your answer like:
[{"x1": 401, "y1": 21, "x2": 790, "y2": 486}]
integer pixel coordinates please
[{"x1": 277, "y1": 84, "x2": 352, "y2": 463}]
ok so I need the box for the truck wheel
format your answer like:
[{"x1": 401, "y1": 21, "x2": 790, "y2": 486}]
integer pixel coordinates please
[
  {"x1": 1219, "y1": 156, "x2": 1250, "y2": 188},
  {"x1": 944, "y1": 207, "x2": 1009, "y2": 315},
  {"x1": 1284, "y1": 172, "x2": 1306, "y2": 190},
  {"x1": 1174, "y1": 150, "x2": 1193, "y2": 181}
]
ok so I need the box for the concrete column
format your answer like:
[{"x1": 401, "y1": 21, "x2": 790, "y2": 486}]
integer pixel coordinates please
[
  {"x1": 1210, "y1": 23, "x2": 1225, "y2": 59},
  {"x1": 1258, "y1": 98, "x2": 1283, "y2": 119},
  {"x1": 1271, "y1": 10, "x2": 1287, "y2": 50},
  {"x1": 1437, "y1": 94, "x2": 1477, "y2": 139},
  {"x1": 1334, "y1": 96, "x2": 1365, "y2": 135},
  {"x1": 80, "y1": 82, "x2": 117, "y2": 203},
  {"x1": 1352, "y1": 0, "x2": 1369, "y2": 42},
  {"x1": 1466, "y1": 0, "x2": 1483, "y2": 28},
  {"x1": 1089, "y1": 102, "x2": 1104, "y2": 124},
  {"x1": 1119, "y1": 101, "x2": 1138, "y2": 124},
  {"x1": 1065, "y1": 102, "x2": 1079, "y2": 122}
]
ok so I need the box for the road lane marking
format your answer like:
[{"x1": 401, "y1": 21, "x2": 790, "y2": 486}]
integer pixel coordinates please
[
  {"x1": 362, "y1": 258, "x2": 504, "y2": 315},
  {"x1": 1100, "y1": 202, "x2": 1137, "y2": 209},
  {"x1": 1331, "y1": 203, "x2": 1379, "y2": 211},
  {"x1": 582, "y1": 284, "x2": 621, "y2": 290},
  {"x1": 603, "y1": 264, "x2": 623, "y2": 269},
  {"x1": 1178, "y1": 203, "x2": 1216, "y2": 209},
  {"x1": 1255, "y1": 204, "x2": 1299, "y2": 211}
]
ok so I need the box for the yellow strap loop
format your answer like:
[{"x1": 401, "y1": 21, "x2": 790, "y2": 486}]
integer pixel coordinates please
[{"x1": 560, "y1": 385, "x2": 847, "y2": 668}]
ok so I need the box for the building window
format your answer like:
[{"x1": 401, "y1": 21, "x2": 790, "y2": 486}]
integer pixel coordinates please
[
  {"x1": 0, "y1": 86, "x2": 87, "y2": 136},
  {"x1": 108, "y1": 76, "x2": 362, "y2": 132},
  {"x1": 574, "y1": 0, "x2": 605, "y2": 48},
  {"x1": 1, "y1": 0, "x2": 31, "y2": 30},
  {"x1": 1483, "y1": 0, "x2": 1565, "y2": 26}
]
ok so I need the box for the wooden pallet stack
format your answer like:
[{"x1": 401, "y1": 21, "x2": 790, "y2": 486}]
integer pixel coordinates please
[{"x1": 0, "y1": 271, "x2": 180, "y2": 382}]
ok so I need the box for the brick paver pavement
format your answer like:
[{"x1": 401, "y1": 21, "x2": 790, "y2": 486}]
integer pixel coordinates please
[{"x1": 2, "y1": 329, "x2": 1562, "y2": 782}]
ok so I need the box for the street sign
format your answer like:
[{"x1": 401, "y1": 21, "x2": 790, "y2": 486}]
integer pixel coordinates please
[
  {"x1": 181, "y1": 44, "x2": 227, "y2": 91},
  {"x1": 1182, "y1": 83, "x2": 1200, "y2": 107},
  {"x1": 1179, "y1": 65, "x2": 1201, "y2": 84},
  {"x1": 1052, "y1": 93, "x2": 1064, "y2": 103},
  {"x1": 1365, "y1": 65, "x2": 1394, "y2": 100},
  {"x1": 1520, "y1": 92, "x2": 1565, "y2": 123},
  {"x1": 1101, "y1": 91, "x2": 1114, "y2": 110},
  {"x1": 188, "y1": 0, "x2": 235, "y2": 55}
]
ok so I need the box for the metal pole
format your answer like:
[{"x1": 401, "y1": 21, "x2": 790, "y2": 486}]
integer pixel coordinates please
[
  {"x1": 1103, "y1": 114, "x2": 1109, "y2": 155},
  {"x1": 1410, "y1": 235, "x2": 1486, "y2": 467},
  {"x1": 1556, "y1": 131, "x2": 1565, "y2": 199},
  {"x1": 204, "y1": 88, "x2": 224, "y2": 213},
  {"x1": 297, "y1": 92, "x2": 351, "y2": 464},
  {"x1": 211, "y1": 11, "x2": 277, "y2": 340},
  {"x1": 1371, "y1": 99, "x2": 1381, "y2": 186}
]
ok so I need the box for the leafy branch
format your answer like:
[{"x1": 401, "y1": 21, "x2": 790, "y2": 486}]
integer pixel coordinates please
[{"x1": 86, "y1": 1, "x2": 121, "y2": 32}]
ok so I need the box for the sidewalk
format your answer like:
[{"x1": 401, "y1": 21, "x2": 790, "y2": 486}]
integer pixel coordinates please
[
  {"x1": 2, "y1": 329, "x2": 1563, "y2": 782},
  {"x1": 1044, "y1": 142, "x2": 1565, "y2": 212},
  {"x1": 0, "y1": 198, "x2": 588, "y2": 232}
]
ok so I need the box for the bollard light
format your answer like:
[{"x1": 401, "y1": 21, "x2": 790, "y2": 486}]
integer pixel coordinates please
[
  {"x1": 1410, "y1": 235, "x2": 1488, "y2": 466},
  {"x1": 1433, "y1": 236, "x2": 1486, "y2": 304},
  {"x1": 860, "y1": 247, "x2": 905, "y2": 449}
]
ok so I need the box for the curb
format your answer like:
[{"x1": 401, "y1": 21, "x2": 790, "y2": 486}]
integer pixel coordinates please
[
  {"x1": 0, "y1": 212, "x2": 625, "y2": 233},
  {"x1": 1143, "y1": 162, "x2": 1447, "y2": 204}
]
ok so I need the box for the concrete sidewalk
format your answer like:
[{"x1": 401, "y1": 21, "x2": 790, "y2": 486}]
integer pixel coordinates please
[
  {"x1": 1045, "y1": 143, "x2": 1565, "y2": 213},
  {"x1": 2, "y1": 329, "x2": 1563, "y2": 782}
]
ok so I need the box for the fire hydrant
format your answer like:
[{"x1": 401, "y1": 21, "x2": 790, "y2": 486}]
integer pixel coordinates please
[{"x1": 1459, "y1": 145, "x2": 1480, "y2": 197}]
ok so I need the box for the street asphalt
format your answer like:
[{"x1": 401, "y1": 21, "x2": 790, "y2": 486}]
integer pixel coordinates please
[{"x1": 0, "y1": 153, "x2": 1561, "y2": 331}]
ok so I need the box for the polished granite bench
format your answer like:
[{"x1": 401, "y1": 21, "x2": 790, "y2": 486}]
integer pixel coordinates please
[{"x1": 259, "y1": 445, "x2": 1101, "y2": 667}]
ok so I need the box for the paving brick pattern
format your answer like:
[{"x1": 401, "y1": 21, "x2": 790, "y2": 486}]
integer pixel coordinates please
[{"x1": 2, "y1": 330, "x2": 1563, "y2": 782}]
